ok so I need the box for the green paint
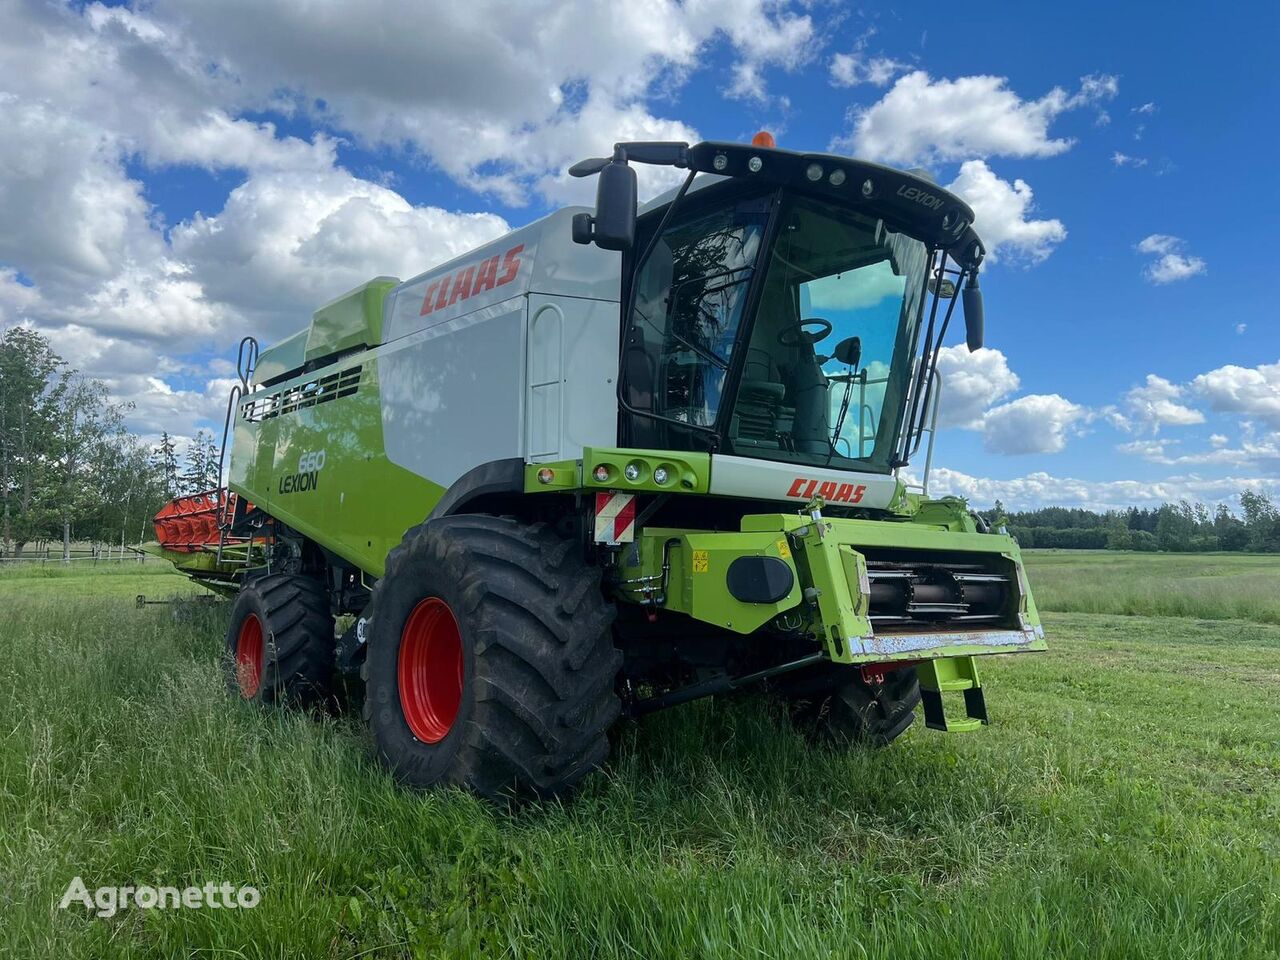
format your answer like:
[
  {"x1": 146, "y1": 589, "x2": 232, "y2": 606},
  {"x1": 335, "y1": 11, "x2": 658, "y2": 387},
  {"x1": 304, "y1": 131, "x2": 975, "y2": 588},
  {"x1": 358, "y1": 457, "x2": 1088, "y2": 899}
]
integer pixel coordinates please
[
  {"x1": 524, "y1": 459, "x2": 582, "y2": 491},
  {"x1": 525, "y1": 449, "x2": 712, "y2": 494},
  {"x1": 306, "y1": 277, "x2": 397, "y2": 362},
  {"x1": 229, "y1": 357, "x2": 445, "y2": 578},
  {"x1": 582, "y1": 448, "x2": 711, "y2": 494},
  {"x1": 252, "y1": 328, "x2": 307, "y2": 386},
  {"x1": 917, "y1": 656, "x2": 986, "y2": 732},
  {"x1": 618, "y1": 527, "x2": 801, "y2": 634},
  {"x1": 615, "y1": 510, "x2": 1044, "y2": 666}
]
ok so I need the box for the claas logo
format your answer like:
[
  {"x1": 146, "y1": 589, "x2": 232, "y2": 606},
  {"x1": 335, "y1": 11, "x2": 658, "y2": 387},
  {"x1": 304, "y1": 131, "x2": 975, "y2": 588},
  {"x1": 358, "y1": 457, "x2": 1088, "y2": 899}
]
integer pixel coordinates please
[
  {"x1": 419, "y1": 244, "x2": 525, "y2": 316},
  {"x1": 786, "y1": 477, "x2": 866, "y2": 503}
]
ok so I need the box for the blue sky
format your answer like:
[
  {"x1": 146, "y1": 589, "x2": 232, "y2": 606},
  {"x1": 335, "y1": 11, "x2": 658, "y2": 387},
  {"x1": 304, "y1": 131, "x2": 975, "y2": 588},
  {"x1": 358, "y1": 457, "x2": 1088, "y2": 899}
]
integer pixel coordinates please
[{"x1": 1, "y1": 0, "x2": 1276, "y2": 510}]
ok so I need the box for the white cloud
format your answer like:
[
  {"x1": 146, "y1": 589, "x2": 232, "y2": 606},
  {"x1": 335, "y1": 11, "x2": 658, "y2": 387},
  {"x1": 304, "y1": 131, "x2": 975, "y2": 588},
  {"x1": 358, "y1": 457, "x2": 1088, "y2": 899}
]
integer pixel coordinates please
[
  {"x1": 1116, "y1": 433, "x2": 1280, "y2": 475},
  {"x1": 1132, "y1": 102, "x2": 1157, "y2": 115},
  {"x1": 1117, "y1": 439, "x2": 1173, "y2": 460},
  {"x1": 6, "y1": 0, "x2": 824, "y2": 438},
  {"x1": 1111, "y1": 151, "x2": 1148, "y2": 167},
  {"x1": 980, "y1": 394, "x2": 1087, "y2": 454},
  {"x1": 928, "y1": 467, "x2": 1280, "y2": 512},
  {"x1": 1192, "y1": 361, "x2": 1280, "y2": 426},
  {"x1": 829, "y1": 30, "x2": 910, "y2": 89},
  {"x1": 934, "y1": 346, "x2": 1020, "y2": 429},
  {"x1": 0, "y1": 96, "x2": 157, "y2": 295},
  {"x1": 947, "y1": 161, "x2": 1066, "y2": 264},
  {"x1": 830, "y1": 53, "x2": 909, "y2": 87},
  {"x1": 1147, "y1": 255, "x2": 1207, "y2": 284},
  {"x1": 839, "y1": 71, "x2": 1117, "y2": 166},
  {"x1": 171, "y1": 168, "x2": 510, "y2": 339},
  {"x1": 930, "y1": 347, "x2": 1089, "y2": 456},
  {"x1": 1137, "y1": 234, "x2": 1180, "y2": 255},
  {"x1": 1122, "y1": 374, "x2": 1205, "y2": 432},
  {"x1": 140, "y1": 0, "x2": 812, "y2": 195},
  {"x1": 1236, "y1": 323, "x2": 1247, "y2": 335},
  {"x1": 1136, "y1": 234, "x2": 1206, "y2": 283}
]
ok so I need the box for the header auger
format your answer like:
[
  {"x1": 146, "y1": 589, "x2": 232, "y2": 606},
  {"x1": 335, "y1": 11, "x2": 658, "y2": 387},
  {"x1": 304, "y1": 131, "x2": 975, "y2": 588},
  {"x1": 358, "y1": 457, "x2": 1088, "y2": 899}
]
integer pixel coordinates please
[{"x1": 149, "y1": 133, "x2": 1044, "y2": 801}]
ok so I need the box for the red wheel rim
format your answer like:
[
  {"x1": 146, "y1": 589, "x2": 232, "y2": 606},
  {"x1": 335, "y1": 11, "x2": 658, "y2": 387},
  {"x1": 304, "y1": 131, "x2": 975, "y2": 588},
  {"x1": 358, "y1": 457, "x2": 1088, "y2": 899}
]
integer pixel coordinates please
[
  {"x1": 236, "y1": 613, "x2": 264, "y2": 698},
  {"x1": 397, "y1": 597, "x2": 464, "y2": 743}
]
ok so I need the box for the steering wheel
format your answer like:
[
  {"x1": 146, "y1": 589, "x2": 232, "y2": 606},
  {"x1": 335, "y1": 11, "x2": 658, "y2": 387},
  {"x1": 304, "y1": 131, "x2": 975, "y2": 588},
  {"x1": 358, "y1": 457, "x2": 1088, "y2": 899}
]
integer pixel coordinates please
[{"x1": 777, "y1": 318, "x2": 833, "y2": 347}]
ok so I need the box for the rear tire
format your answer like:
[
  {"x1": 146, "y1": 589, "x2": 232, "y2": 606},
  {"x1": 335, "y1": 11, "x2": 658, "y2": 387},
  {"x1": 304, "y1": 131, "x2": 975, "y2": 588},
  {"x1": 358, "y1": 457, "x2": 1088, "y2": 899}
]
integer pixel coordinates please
[
  {"x1": 224, "y1": 574, "x2": 335, "y2": 709},
  {"x1": 362, "y1": 515, "x2": 620, "y2": 801},
  {"x1": 787, "y1": 667, "x2": 920, "y2": 747}
]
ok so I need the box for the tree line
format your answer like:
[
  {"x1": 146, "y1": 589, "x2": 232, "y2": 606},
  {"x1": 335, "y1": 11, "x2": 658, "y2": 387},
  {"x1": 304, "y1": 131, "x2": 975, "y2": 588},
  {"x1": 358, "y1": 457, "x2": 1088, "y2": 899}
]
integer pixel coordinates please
[
  {"x1": 978, "y1": 492, "x2": 1280, "y2": 553},
  {"x1": 0, "y1": 328, "x2": 221, "y2": 559}
]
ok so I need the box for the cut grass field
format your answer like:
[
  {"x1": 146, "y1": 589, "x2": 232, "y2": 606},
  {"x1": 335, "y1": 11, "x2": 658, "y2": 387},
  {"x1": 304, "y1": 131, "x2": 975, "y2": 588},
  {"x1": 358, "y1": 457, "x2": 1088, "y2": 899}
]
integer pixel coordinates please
[{"x1": 1, "y1": 552, "x2": 1277, "y2": 958}]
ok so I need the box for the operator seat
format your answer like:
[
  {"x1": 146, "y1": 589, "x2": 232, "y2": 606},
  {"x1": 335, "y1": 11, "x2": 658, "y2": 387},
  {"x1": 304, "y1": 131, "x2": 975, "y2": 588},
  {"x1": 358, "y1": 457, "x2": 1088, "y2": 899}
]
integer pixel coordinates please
[{"x1": 732, "y1": 348, "x2": 794, "y2": 449}]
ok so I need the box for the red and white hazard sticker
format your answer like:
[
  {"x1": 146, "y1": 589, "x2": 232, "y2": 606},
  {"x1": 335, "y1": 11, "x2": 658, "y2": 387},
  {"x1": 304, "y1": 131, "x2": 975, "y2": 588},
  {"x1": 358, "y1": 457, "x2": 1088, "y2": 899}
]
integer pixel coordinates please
[{"x1": 594, "y1": 492, "x2": 636, "y2": 544}]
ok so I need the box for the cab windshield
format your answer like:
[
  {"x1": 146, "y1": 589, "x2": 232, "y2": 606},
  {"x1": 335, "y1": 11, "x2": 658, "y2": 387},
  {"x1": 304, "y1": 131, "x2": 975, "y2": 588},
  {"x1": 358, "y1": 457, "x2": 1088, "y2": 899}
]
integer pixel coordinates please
[{"x1": 620, "y1": 190, "x2": 929, "y2": 472}]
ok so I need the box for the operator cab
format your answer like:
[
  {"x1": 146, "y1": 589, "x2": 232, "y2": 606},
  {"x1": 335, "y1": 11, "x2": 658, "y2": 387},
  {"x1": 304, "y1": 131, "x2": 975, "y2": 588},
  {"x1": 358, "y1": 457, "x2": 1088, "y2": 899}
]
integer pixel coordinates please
[
  {"x1": 571, "y1": 137, "x2": 987, "y2": 480},
  {"x1": 623, "y1": 185, "x2": 928, "y2": 474}
]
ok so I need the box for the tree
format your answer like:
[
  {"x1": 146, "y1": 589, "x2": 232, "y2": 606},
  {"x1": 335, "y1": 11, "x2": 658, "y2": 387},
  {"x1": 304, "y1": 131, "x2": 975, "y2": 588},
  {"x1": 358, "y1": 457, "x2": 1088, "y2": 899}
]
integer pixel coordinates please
[
  {"x1": 48, "y1": 374, "x2": 129, "y2": 561},
  {"x1": 1213, "y1": 503, "x2": 1249, "y2": 552},
  {"x1": 1239, "y1": 490, "x2": 1280, "y2": 552},
  {"x1": 1105, "y1": 515, "x2": 1133, "y2": 551},
  {"x1": 152, "y1": 432, "x2": 180, "y2": 500},
  {"x1": 180, "y1": 429, "x2": 221, "y2": 494},
  {"x1": 0, "y1": 328, "x2": 65, "y2": 556},
  {"x1": 1155, "y1": 503, "x2": 1194, "y2": 552},
  {"x1": 990, "y1": 498, "x2": 1009, "y2": 530}
]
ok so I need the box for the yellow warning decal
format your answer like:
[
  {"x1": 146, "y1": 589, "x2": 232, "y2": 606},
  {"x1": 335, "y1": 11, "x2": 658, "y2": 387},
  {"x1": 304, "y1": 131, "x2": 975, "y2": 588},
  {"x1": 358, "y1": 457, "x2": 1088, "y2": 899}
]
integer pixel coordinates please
[
  {"x1": 777, "y1": 538, "x2": 791, "y2": 558},
  {"x1": 692, "y1": 549, "x2": 710, "y2": 573}
]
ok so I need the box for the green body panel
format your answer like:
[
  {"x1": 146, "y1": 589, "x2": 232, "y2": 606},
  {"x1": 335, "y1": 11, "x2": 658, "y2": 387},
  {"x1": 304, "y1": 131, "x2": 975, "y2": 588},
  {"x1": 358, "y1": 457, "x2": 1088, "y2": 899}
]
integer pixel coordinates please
[
  {"x1": 138, "y1": 542, "x2": 249, "y2": 573},
  {"x1": 620, "y1": 527, "x2": 801, "y2": 634},
  {"x1": 253, "y1": 329, "x2": 308, "y2": 386},
  {"x1": 618, "y1": 508, "x2": 1044, "y2": 666},
  {"x1": 229, "y1": 355, "x2": 445, "y2": 577},
  {"x1": 524, "y1": 460, "x2": 582, "y2": 491},
  {"x1": 305, "y1": 277, "x2": 398, "y2": 363},
  {"x1": 526, "y1": 448, "x2": 712, "y2": 494},
  {"x1": 581, "y1": 448, "x2": 711, "y2": 494}
]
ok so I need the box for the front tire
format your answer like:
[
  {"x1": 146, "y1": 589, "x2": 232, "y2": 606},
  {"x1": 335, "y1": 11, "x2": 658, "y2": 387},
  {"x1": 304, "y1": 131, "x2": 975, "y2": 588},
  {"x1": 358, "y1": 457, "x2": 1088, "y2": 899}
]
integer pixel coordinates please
[
  {"x1": 362, "y1": 515, "x2": 620, "y2": 801},
  {"x1": 786, "y1": 666, "x2": 920, "y2": 747},
  {"x1": 224, "y1": 574, "x2": 335, "y2": 709}
]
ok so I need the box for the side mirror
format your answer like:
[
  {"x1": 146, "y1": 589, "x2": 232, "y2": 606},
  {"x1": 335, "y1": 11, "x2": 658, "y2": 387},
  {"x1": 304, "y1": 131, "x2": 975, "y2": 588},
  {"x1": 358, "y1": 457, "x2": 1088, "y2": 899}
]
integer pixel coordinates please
[
  {"x1": 571, "y1": 160, "x2": 637, "y2": 251},
  {"x1": 928, "y1": 276, "x2": 957, "y2": 298},
  {"x1": 833, "y1": 336, "x2": 861, "y2": 369},
  {"x1": 962, "y1": 275, "x2": 984, "y2": 351}
]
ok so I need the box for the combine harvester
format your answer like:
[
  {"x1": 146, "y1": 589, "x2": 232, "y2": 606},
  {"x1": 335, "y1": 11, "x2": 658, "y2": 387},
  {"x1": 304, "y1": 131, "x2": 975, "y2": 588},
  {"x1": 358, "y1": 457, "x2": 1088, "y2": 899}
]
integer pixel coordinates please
[{"x1": 151, "y1": 134, "x2": 1045, "y2": 799}]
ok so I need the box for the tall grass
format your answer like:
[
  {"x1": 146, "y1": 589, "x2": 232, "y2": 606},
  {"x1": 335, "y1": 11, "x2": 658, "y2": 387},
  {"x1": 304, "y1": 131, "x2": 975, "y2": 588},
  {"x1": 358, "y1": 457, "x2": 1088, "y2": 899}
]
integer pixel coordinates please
[
  {"x1": 1, "y1": 564, "x2": 1278, "y2": 958},
  {"x1": 1026, "y1": 550, "x2": 1280, "y2": 622}
]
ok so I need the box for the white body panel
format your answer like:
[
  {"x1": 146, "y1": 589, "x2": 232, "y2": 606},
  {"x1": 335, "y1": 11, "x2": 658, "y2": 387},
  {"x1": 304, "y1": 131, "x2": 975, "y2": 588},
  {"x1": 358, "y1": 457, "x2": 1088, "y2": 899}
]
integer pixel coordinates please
[
  {"x1": 709, "y1": 454, "x2": 900, "y2": 509},
  {"x1": 382, "y1": 208, "x2": 620, "y2": 346},
  {"x1": 380, "y1": 296, "x2": 529, "y2": 489},
  {"x1": 377, "y1": 207, "x2": 623, "y2": 488},
  {"x1": 526, "y1": 294, "x2": 619, "y2": 463}
]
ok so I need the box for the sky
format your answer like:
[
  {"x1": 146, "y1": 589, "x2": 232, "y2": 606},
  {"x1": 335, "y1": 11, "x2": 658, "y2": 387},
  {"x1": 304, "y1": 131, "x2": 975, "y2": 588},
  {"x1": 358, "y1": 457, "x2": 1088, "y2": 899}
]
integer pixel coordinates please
[{"x1": 0, "y1": 0, "x2": 1277, "y2": 512}]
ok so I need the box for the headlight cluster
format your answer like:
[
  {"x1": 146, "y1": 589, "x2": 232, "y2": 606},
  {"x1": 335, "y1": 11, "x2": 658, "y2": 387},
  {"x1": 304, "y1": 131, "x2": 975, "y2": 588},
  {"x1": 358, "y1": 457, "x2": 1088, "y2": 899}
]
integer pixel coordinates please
[{"x1": 589, "y1": 457, "x2": 687, "y2": 489}]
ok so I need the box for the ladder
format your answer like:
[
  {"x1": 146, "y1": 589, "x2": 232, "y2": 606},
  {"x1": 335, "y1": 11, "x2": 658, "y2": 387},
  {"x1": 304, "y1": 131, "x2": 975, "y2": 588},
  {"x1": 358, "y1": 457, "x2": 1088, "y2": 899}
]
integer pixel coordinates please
[{"x1": 215, "y1": 337, "x2": 260, "y2": 567}]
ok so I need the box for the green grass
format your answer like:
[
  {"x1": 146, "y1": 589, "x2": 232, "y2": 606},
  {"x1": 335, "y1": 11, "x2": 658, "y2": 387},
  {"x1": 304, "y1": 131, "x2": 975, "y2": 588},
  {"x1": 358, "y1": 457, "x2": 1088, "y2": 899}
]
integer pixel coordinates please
[
  {"x1": 1026, "y1": 550, "x2": 1280, "y2": 623},
  {"x1": 1, "y1": 558, "x2": 1278, "y2": 958},
  {"x1": 0, "y1": 559, "x2": 209, "y2": 600}
]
